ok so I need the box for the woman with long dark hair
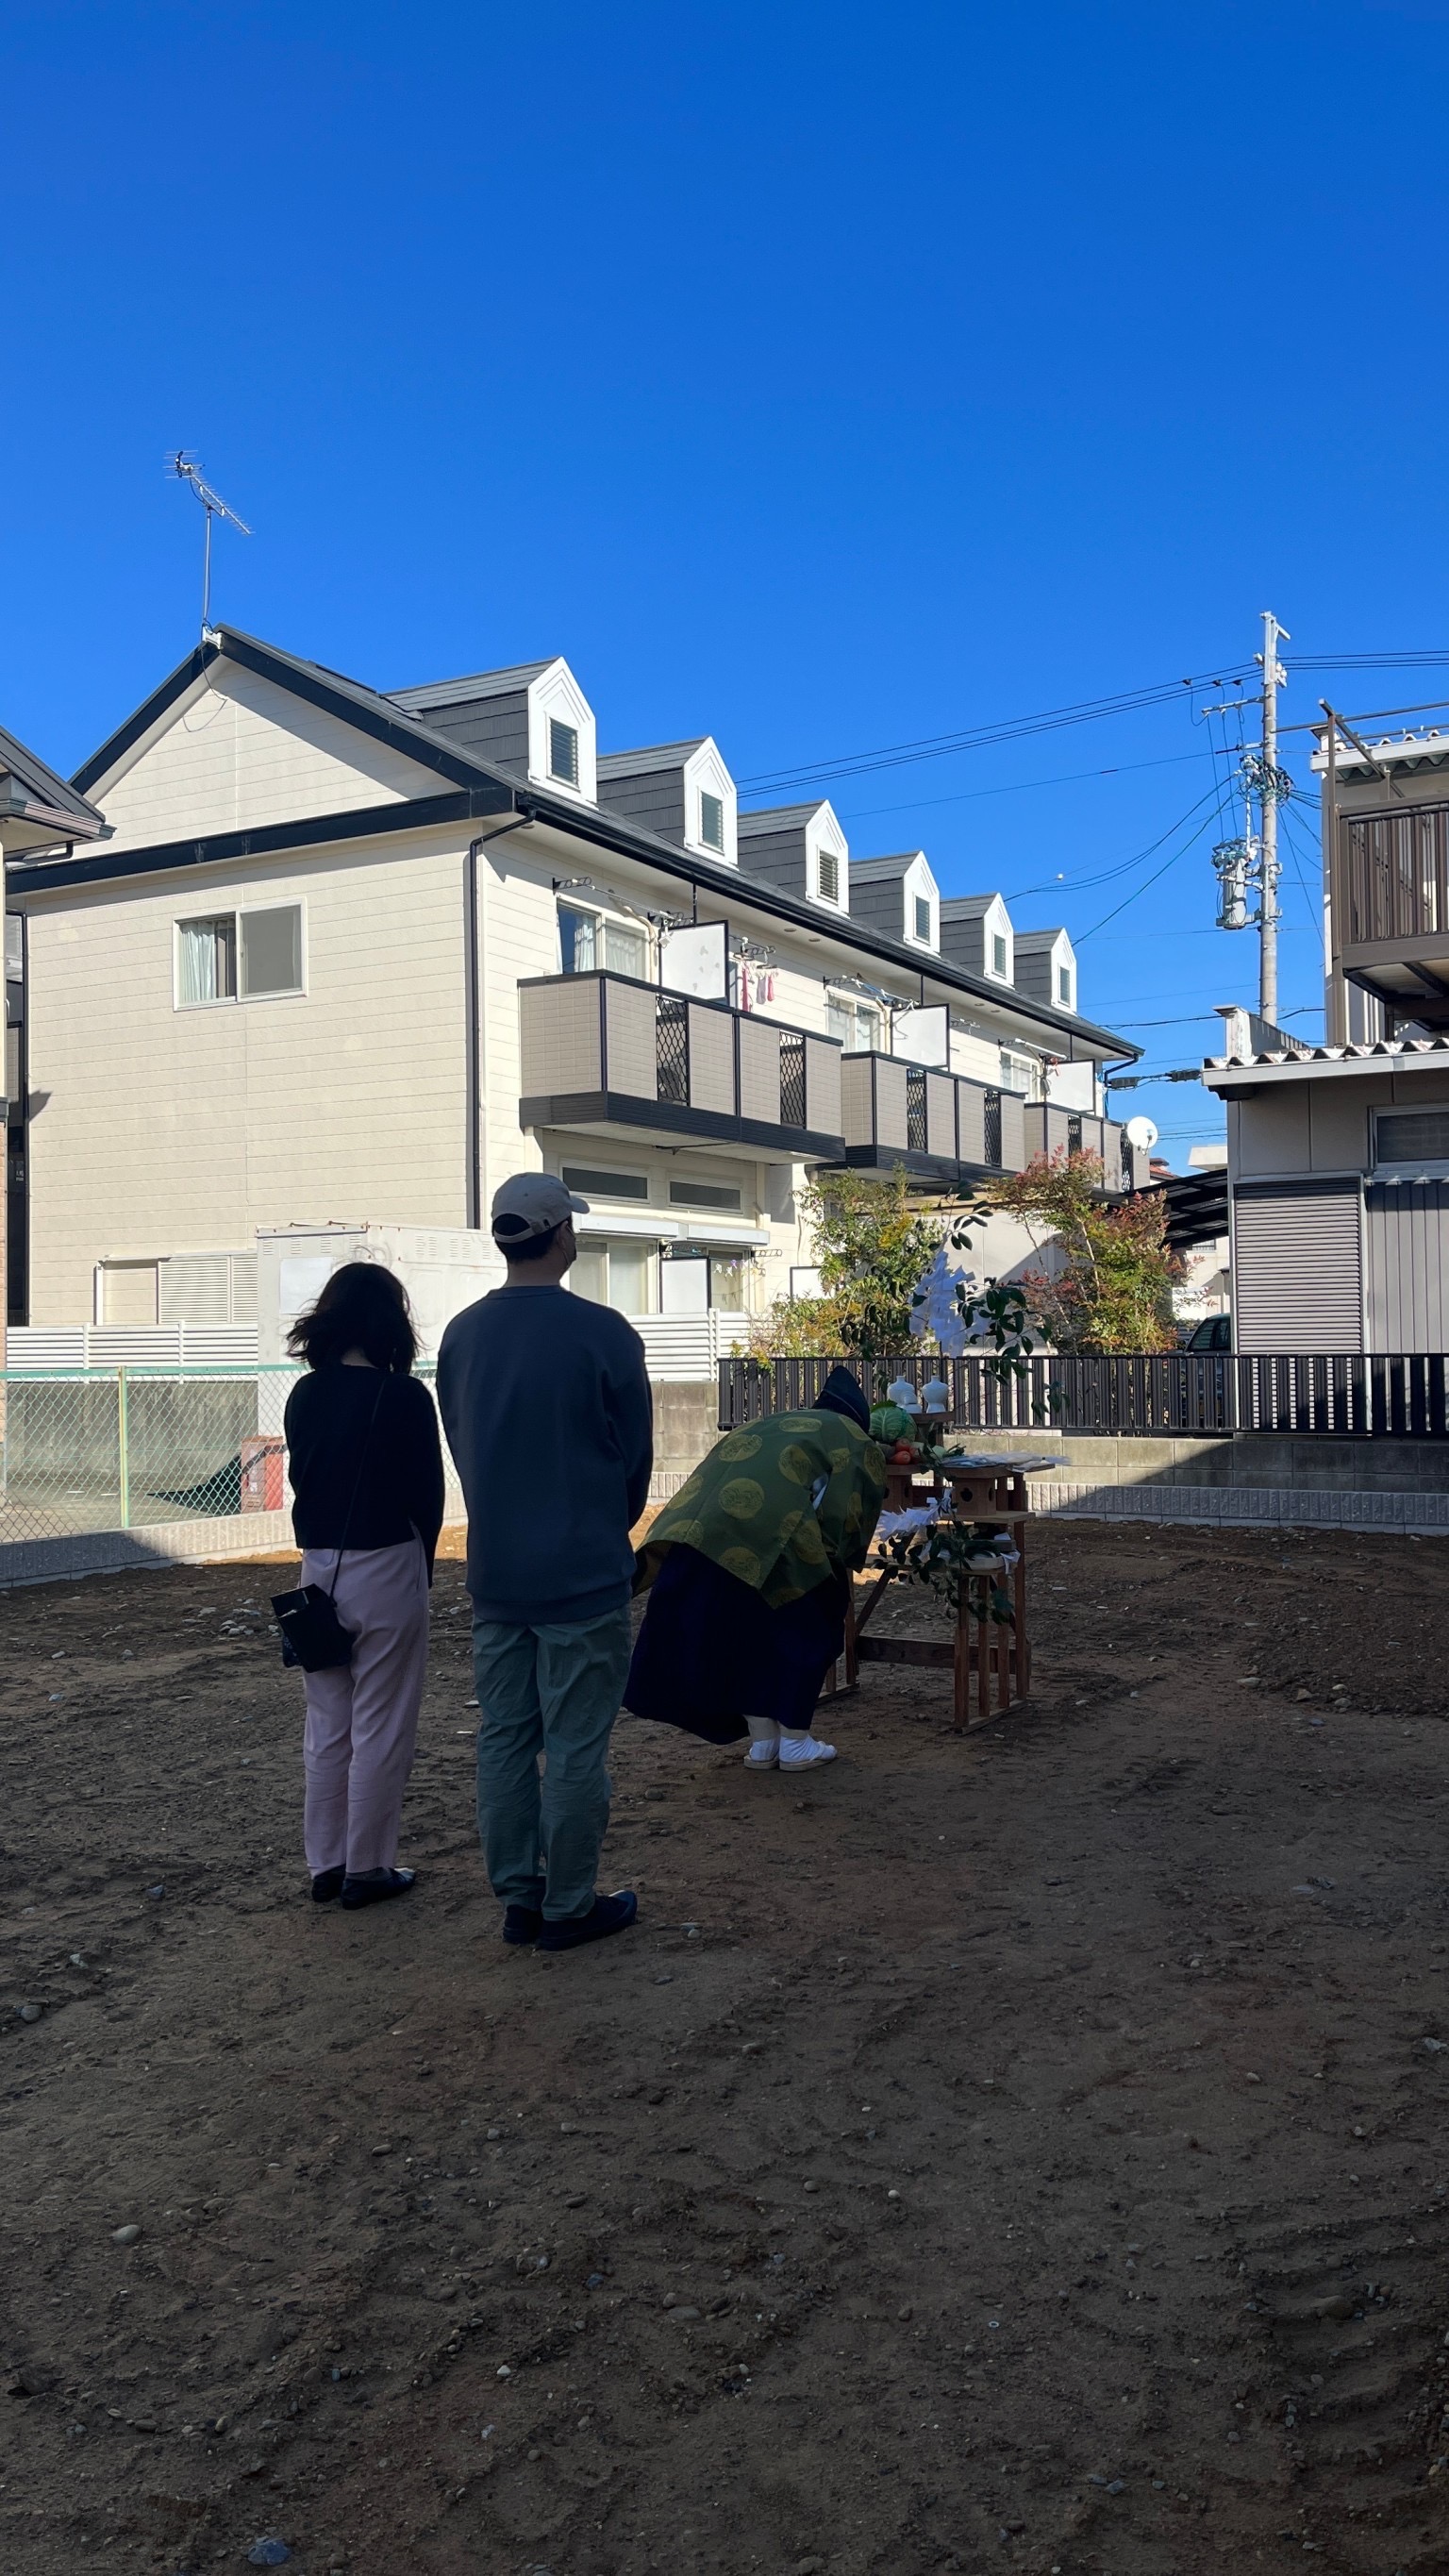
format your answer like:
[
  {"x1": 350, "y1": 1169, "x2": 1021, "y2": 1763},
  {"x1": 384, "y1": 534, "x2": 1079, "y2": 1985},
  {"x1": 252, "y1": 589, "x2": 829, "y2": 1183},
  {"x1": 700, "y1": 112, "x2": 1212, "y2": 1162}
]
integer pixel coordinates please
[{"x1": 283, "y1": 1263, "x2": 445, "y2": 1909}]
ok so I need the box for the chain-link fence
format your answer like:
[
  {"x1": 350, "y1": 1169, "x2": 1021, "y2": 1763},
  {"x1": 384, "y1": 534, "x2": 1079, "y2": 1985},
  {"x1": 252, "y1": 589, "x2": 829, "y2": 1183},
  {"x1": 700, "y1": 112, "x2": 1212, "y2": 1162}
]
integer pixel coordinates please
[{"x1": 0, "y1": 1365, "x2": 461, "y2": 1546}]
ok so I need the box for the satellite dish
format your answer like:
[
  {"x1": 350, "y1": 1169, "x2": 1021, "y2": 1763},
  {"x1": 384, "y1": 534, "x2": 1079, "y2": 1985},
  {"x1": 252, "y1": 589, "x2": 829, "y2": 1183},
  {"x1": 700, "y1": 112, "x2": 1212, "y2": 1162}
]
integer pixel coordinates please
[{"x1": 1125, "y1": 1115, "x2": 1158, "y2": 1152}]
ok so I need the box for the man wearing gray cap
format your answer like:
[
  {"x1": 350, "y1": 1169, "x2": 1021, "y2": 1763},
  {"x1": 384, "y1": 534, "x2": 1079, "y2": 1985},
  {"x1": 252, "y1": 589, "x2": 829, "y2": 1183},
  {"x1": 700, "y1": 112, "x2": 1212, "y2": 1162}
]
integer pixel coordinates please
[{"x1": 437, "y1": 1175, "x2": 653, "y2": 1951}]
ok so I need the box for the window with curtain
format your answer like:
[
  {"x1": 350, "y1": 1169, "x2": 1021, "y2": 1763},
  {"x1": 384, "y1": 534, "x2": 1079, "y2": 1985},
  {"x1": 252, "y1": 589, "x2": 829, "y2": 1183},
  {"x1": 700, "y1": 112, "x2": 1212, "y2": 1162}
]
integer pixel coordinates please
[
  {"x1": 177, "y1": 915, "x2": 237, "y2": 1006},
  {"x1": 608, "y1": 1240, "x2": 654, "y2": 1314}
]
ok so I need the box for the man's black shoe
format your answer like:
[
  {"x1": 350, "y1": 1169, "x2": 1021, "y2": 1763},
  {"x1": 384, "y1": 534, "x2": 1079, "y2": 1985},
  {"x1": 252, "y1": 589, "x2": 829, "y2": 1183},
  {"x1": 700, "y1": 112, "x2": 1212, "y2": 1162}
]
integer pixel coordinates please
[
  {"x1": 535, "y1": 1891, "x2": 638, "y2": 1953},
  {"x1": 503, "y1": 1904, "x2": 544, "y2": 1946}
]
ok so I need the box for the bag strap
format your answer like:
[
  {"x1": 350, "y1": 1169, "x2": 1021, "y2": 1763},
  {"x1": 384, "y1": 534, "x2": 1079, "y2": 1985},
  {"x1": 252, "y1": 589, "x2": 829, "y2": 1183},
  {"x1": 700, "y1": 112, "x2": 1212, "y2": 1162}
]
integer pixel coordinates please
[{"x1": 325, "y1": 1374, "x2": 388, "y2": 1597}]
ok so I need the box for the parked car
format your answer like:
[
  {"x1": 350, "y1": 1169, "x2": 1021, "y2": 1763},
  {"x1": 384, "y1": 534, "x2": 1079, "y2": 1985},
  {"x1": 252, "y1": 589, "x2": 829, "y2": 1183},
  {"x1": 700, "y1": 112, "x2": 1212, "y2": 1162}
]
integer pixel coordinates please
[{"x1": 1183, "y1": 1313, "x2": 1231, "y2": 1353}]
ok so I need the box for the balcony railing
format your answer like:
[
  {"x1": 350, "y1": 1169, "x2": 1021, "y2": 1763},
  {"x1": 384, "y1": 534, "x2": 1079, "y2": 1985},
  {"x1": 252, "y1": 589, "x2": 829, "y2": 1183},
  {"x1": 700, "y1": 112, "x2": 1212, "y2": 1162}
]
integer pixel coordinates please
[
  {"x1": 518, "y1": 972, "x2": 845, "y2": 1157},
  {"x1": 1340, "y1": 803, "x2": 1449, "y2": 948},
  {"x1": 837, "y1": 1055, "x2": 1140, "y2": 1189}
]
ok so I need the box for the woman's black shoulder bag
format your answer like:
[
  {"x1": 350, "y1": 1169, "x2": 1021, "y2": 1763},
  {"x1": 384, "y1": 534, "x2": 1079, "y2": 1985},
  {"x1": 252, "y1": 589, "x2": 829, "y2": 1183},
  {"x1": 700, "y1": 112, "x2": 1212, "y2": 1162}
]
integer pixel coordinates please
[{"x1": 272, "y1": 1377, "x2": 387, "y2": 1671}]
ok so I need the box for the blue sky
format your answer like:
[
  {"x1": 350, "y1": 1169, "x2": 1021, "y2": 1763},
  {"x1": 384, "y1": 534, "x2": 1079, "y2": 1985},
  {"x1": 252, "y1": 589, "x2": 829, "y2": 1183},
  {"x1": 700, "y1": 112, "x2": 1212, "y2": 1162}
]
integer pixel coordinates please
[{"x1": 6, "y1": 0, "x2": 1449, "y2": 1156}]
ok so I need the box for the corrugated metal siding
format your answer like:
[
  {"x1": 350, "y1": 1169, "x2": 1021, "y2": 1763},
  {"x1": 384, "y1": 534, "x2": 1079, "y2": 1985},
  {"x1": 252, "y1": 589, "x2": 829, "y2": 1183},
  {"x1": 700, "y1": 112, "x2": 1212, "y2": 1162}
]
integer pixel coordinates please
[
  {"x1": 1233, "y1": 1180, "x2": 1364, "y2": 1354},
  {"x1": 1366, "y1": 1180, "x2": 1449, "y2": 1352}
]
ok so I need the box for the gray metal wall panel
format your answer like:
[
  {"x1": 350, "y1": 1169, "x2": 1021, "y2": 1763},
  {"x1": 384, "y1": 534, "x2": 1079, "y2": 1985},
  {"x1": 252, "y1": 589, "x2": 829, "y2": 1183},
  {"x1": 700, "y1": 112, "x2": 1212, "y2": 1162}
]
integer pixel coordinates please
[
  {"x1": 598, "y1": 772, "x2": 688, "y2": 845},
  {"x1": 1366, "y1": 1180, "x2": 1449, "y2": 1352},
  {"x1": 804, "y1": 1037, "x2": 841, "y2": 1136},
  {"x1": 1000, "y1": 1092, "x2": 1027, "y2": 1171},
  {"x1": 737, "y1": 827, "x2": 808, "y2": 899},
  {"x1": 521, "y1": 980, "x2": 601, "y2": 1096},
  {"x1": 602, "y1": 979, "x2": 658, "y2": 1100},
  {"x1": 841, "y1": 1055, "x2": 875, "y2": 1148},
  {"x1": 1232, "y1": 1181, "x2": 1364, "y2": 1354},
  {"x1": 414, "y1": 694, "x2": 530, "y2": 774},
  {"x1": 737, "y1": 1017, "x2": 782, "y2": 1124},
  {"x1": 1012, "y1": 952, "x2": 1052, "y2": 1005},
  {"x1": 938, "y1": 916, "x2": 987, "y2": 976},
  {"x1": 848, "y1": 878, "x2": 904, "y2": 942},
  {"x1": 686, "y1": 1003, "x2": 736, "y2": 1114}
]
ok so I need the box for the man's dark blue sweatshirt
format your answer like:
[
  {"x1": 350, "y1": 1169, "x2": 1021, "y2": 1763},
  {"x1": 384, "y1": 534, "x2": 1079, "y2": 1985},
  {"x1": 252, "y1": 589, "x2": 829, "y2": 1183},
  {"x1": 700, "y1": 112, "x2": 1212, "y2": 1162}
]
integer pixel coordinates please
[{"x1": 436, "y1": 1284, "x2": 654, "y2": 1625}]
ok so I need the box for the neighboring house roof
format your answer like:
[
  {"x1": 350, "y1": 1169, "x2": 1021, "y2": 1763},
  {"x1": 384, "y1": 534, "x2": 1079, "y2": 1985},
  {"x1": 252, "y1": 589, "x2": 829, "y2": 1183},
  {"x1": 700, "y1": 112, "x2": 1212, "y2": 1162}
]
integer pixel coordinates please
[
  {"x1": 1204, "y1": 1033, "x2": 1449, "y2": 1089},
  {"x1": 597, "y1": 742, "x2": 708, "y2": 778},
  {"x1": 40, "y1": 624, "x2": 1138, "y2": 1062},
  {"x1": 0, "y1": 721, "x2": 107, "y2": 849}
]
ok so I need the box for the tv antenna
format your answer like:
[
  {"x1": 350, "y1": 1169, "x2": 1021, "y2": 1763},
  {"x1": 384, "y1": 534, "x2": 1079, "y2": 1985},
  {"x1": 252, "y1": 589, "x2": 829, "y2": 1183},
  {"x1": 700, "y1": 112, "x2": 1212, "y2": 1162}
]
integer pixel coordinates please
[{"x1": 167, "y1": 452, "x2": 252, "y2": 636}]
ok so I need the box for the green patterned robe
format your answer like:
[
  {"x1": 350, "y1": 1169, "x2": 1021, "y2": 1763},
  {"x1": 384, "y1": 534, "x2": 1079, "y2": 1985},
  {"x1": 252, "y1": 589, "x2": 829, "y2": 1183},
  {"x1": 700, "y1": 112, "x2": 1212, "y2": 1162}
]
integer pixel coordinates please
[{"x1": 636, "y1": 1412, "x2": 888, "y2": 1609}]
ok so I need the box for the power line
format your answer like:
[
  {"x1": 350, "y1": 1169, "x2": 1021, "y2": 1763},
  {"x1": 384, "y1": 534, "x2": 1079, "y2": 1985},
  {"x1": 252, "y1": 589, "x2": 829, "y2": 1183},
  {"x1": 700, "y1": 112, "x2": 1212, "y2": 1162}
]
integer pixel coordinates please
[
  {"x1": 738, "y1": 667, "x2": 1248, "y2": 796},
  {"x1": 1001, "y1": 778, "x2": 1226, "y2": 904},
  {"x1": 1075, "y1": 802, "x2": 1223, "y2": 942},
  {"x1": 838, "y1": 745, "x2": 1206, "y2": 823}
]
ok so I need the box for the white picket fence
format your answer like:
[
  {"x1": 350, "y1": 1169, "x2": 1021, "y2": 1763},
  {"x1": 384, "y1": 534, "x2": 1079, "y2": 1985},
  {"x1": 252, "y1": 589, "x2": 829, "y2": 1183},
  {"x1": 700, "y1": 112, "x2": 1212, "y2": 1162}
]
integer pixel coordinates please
[{"x1": 7, "y1": 1326, "x2": 262, "y2": 1371}]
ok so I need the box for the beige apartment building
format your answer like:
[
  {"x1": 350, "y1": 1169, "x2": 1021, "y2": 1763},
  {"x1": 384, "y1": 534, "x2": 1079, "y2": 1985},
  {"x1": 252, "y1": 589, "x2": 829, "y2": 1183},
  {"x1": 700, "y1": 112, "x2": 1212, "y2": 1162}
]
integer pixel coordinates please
[{"x1": 7, "y1": 627, "x2": 1143, "y2": 1347}]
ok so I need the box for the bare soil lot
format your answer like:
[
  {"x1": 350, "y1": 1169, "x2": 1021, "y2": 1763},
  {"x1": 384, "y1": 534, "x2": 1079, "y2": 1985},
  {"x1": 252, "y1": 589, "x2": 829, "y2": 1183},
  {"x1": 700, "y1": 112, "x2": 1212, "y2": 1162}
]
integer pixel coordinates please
[{"x1": 3, "y1": 1518, "x2": 1449, "y2": 2576}]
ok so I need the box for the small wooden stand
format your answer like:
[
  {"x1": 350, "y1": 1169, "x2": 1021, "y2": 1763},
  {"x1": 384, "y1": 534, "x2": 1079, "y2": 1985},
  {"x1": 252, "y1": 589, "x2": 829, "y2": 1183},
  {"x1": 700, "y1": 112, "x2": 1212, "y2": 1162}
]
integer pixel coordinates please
[{"x1": 835, "y1": 1454, "x2": 1058, "y2": 1729}]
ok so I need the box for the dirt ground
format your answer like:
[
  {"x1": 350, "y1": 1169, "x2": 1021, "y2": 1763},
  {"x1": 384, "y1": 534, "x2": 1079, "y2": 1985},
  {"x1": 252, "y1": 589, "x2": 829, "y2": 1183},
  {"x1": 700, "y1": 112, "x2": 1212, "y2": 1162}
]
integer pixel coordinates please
[{"x1": 4, "y1": 1517, "x2": 1449, "y2": 2576}]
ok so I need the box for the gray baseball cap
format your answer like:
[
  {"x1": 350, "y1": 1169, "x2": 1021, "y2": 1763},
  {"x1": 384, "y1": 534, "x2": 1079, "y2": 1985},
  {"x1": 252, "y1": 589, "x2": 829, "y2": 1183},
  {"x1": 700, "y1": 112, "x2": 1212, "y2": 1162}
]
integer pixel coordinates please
[{"x1": 490, "y1": 1172, "x2": 589, "y2": 1246}]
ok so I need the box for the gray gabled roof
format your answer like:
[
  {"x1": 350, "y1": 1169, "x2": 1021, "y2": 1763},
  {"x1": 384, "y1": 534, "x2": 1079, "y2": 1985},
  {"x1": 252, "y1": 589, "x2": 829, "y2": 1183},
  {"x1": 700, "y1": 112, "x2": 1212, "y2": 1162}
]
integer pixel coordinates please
[
  {"x1": 737, "y1": 801, "x2": 830, "y2": 833},
  {"x1": 940, "y1": 892, "x2": 1006, "y2": 918},
  {"x1": 0, "y1": 721, "x2": 106, "y2": 840},
  {"x1": 46, "y1": 626, "x2": 1139, "y2": 1062},
  {"x1": 597, "y1": 741, "x2": 708, "y2": 778},
  {"x1": 388, "y1": 661, "x2": 555, "y2": 711},
  {"x1": 850, "y1": 851, "x2": 926, "y2": 881},
  {"x1": 1014, "y1": 926, "x2": 1071, "y2": 953}
]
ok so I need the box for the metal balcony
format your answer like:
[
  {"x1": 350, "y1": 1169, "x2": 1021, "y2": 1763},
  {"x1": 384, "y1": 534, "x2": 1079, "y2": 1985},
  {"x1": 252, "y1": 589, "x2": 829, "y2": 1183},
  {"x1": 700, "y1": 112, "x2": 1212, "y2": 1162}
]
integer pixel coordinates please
[
  {"x1": 1021, "y1": 1104, "x2": 1149, "y2": 1190},
  {"x1": 1334, "y1": 801, "x2": 1449, "y2": 1028},
  {"x1": 832, "y1": 1055, "x2": 1141, "y2": 1190},
  {"x1": 518, "y1": 972, "x2": 845, "y2": 1160}
]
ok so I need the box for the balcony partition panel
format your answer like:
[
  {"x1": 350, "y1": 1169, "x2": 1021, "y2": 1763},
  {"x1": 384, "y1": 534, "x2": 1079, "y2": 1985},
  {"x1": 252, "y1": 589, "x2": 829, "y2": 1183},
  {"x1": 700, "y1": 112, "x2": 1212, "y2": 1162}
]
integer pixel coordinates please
[
  {"x1": 926, "y1": 1071, "x2": 958, "y2": 1161},
  {"x1": 520, "y1": 976, "x2": 602, "y2": 1097},
  {"x1": 957, "y1": 1079, "x2": 988, "y2": 1167},
  {"x1": 841, "y1": 1054, "x2": 876, "y2": 1151},
  {"x1": 687, "y1": 1001, "x2": 736, "y2": 1115},
  {"x1": 602, "y1": 978, "x2": 658, "y2": 1099},
  {"x1": 737, "y1": 1015, "x2": 782, "y2": 1126},
  {"x1": 1342, "y1": 804, "x2": 1449, "y2": 946},
  {"x1": 874, "y1": 1056, "x2": 911, "y2": 1153},
  {"x1": 1000, "y1": 1090, "x2": 1027, "y2": 1172},
  {"x1": 804, "y1": 1037, "x2": 842, "y2": 1138}
]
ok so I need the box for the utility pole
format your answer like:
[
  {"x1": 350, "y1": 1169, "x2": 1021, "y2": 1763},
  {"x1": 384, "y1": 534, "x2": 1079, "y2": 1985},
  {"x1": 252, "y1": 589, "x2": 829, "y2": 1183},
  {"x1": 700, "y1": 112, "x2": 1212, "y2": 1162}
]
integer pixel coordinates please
[{"x1": 1255, "y1": 610, "x2": 1289, "y2": 1021}]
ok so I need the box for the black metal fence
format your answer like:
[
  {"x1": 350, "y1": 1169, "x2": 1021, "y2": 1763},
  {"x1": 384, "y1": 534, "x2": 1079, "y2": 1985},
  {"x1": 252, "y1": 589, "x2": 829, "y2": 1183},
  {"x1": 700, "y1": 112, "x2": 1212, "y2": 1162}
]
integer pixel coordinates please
[{"x1": 718, "y1": 1352, "x2": 1449, "y2": 1439}]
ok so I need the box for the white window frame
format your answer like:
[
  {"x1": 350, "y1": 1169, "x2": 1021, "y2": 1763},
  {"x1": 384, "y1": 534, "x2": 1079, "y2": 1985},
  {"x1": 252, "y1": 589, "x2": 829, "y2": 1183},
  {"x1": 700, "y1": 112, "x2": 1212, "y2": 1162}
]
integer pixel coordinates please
[
  {"x1": 557, "y1": 898, "x2": 653, "y2": 984},
  {"x1": 174, "y1": 899, "x2": 308, "y2": 1012},
  {"x1": 1058, "y1": 966, "x2": 1073, "y2": 1009},
  {"x1": 699, "y1": 788, "x2": 725, "y2": 854}
]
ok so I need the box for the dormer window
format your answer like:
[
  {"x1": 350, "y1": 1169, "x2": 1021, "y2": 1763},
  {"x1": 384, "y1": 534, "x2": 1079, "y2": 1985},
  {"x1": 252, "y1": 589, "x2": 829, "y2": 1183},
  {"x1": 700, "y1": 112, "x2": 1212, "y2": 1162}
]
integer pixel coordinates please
[
  {"x1": 817, "y1": 848, "x2": 840, "y2": 904},
  {"x1": 1058, "y1": 966, "x2": 1073, "y2": 1008},
  {"x1": 549, "y1": 718, "x2": 580, "y2": 787},
  {"x1": 700, "y1": 791, "x2": 724, "y2": 854},
  {"x1": 992, "y1": 933, "x2": 1008, "y2": 977},
  {"x1": 914, "y1": 896, "x2": 932, "y2": 943}
]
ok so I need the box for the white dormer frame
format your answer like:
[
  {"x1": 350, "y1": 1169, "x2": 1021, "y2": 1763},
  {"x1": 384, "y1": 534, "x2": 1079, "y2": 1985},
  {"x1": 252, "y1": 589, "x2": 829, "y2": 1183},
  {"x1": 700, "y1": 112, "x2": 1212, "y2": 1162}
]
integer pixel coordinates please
[
  {"x1": 681, "y1": 739, "x2": 738, "y2": 865},
  {"x1": 808, "y1": 802, "x2": 849, "y2": 913},
  {"x1": 900, "y1": 851, "x2": 940, "y2": 951},
  {"x1": 527, "y1": 660, "x2": 597, "y2": 804},
  {"x1": 1047, "y1": 928, "x2": 1077, "y2": 1012},
  {"x1": 982, "y1": 893, "x2": 1013, "y2": 985}
]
